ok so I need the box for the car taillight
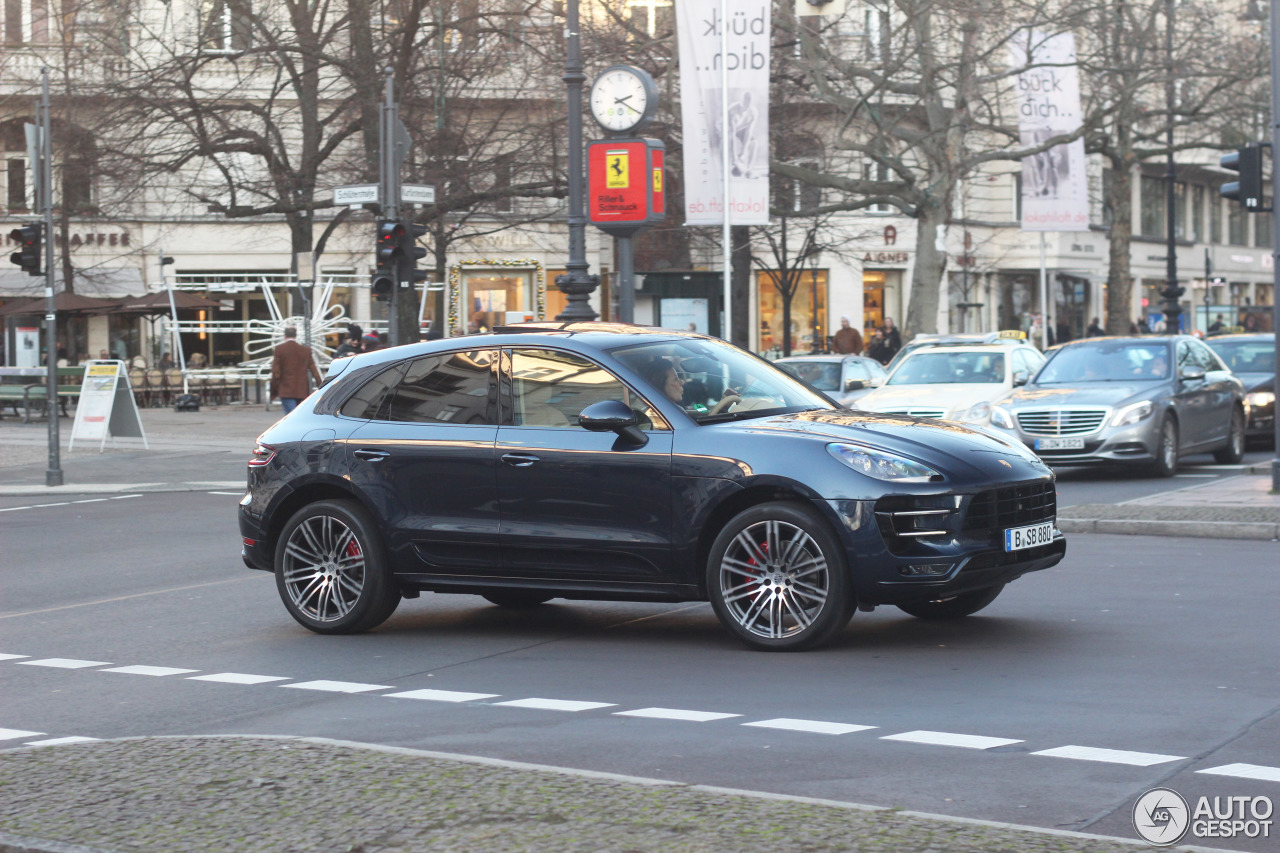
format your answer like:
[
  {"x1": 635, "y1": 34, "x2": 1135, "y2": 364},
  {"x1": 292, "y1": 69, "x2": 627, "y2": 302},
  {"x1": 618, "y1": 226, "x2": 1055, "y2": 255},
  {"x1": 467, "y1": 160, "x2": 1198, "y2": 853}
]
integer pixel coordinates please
[{"x1": 248, "y1": 442, "x2": 276, "y2": 467}]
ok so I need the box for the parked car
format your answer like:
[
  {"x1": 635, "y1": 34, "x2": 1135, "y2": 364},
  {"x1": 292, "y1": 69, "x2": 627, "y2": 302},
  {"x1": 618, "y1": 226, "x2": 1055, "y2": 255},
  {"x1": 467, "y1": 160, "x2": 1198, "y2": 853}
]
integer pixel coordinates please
[
  {"x1": 987, "y1": 336, "x2": 1246, "y2": 477},
  {"x1": 853, "y1": 343, "x2": 1046, "y2": 425},
  {"x1": 773, "y1": 354, "x2": 887, "y2": 407},
  {"x1": 239, "y1": 323, "x2": 1065, "y2": 652},
  {"x1": 1204, "y1": 333, "x2": 1275, "y2": 444},
  {"x1": 885, "y1": 329, "x2": 1032, "y2": 373}
]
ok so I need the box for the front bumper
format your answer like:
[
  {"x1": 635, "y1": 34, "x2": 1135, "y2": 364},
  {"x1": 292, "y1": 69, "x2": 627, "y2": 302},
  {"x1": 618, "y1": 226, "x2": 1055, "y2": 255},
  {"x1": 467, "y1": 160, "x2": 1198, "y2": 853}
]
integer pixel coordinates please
[{"x1": 990, "y1": 420, "x2": 1161, "y2": 467}]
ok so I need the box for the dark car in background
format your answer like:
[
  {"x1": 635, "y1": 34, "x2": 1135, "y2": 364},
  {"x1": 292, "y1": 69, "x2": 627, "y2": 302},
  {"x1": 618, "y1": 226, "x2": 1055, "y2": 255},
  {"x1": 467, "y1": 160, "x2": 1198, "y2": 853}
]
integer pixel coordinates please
[
  {"x1": 1204, "y1": 333, "x2": 1275, "y2": 445},
  {"x1": 987, "y1": 336, "x2": 1246, "y2": 477},
  {"x1": 239, "y1": 323, "x2": 1065, "y2": 652}
]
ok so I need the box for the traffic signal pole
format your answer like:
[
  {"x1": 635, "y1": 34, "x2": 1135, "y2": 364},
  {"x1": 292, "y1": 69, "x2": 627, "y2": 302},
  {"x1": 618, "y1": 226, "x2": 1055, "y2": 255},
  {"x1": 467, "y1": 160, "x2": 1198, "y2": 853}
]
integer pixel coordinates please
[
  {"x1": 39, "y1": 69, "x2": 61, "y2": 487},
  {"x1": 379, "y1": 68, "x2": 401, "y2": 346}
]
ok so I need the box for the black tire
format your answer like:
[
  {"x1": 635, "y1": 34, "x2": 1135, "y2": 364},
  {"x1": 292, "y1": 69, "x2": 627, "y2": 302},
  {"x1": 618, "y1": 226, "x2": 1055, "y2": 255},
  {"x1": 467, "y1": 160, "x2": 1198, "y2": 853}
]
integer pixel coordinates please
[
  {"x1": 706, "y1": 502, "x2": 855, "y2": 652},
  {"x1": 896, "y1": 583, "x2": 1006, "y2": 620},
  {"x1": 1150, "y1": 415, "x2": 1179, "y2": 478},
  {"x1": 1213, "y1": 407, "x2": 1246, "y2": 464},
  {"x1": 274, "y1": 499, "x2": 400, "y2": 634},
  {"x1": 482, "y1": 592, "x2": 555, "y2": 608}
]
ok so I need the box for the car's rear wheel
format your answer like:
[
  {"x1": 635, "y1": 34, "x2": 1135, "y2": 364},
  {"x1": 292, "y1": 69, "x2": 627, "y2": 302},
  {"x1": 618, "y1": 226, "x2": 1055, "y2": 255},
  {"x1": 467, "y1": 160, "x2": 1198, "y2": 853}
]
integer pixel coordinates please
[
  {"x1": 274, "y1": 499, "x2": 399, "y2": 634},
  {"x1": 1213, "y1": 407, "x2": 1246, "y2": 464},
  {"x1": 896, "y1": 583, "x2": 1005, "y2": 620},
  {"x1": 706, "y1": 502, "x2": 854, "y2": 652},
  {"x1": 482, "y1": 592, "x2": 555, "y2": 608},
  {"x1": 1150, "y1": 415, "x2": 1179, "y2": 478}
]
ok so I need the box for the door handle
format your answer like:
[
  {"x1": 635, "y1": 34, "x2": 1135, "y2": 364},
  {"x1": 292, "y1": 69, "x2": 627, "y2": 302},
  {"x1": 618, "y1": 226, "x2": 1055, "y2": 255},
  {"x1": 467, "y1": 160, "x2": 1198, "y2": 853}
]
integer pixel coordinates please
[
  {"x1": 501, "y1": 452, "x2": 540, "y2": 468},
  {"x1": 353, "y1": 449, "x2": 391, "y2": 462}
]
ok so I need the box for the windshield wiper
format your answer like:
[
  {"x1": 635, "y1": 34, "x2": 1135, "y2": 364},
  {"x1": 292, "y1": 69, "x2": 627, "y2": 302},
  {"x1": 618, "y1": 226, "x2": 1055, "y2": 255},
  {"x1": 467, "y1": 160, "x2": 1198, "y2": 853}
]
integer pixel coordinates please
[{"x1": 695, "y1": 405, "x2": 822, "y2": 424}]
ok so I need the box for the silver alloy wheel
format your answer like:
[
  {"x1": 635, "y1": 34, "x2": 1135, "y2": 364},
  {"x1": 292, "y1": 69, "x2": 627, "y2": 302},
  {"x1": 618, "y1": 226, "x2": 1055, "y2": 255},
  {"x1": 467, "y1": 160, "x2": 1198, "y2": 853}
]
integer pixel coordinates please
[
  {"x1": 281, "y1": 514, "x2": 367, "y2": 623},
  {"x1": 1161, "y1": 420, "x2": 1177, "y2": 471},
  {"x1": 718, "y1": 519, "x2": 830, "y2": 640}
]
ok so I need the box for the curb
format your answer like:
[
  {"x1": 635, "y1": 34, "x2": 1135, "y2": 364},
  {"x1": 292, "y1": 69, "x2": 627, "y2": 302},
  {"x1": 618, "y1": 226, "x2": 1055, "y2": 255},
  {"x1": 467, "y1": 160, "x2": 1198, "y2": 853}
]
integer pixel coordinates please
[{"x1": 1059, "y1": 517, "x2": 1280, "y2": 540}]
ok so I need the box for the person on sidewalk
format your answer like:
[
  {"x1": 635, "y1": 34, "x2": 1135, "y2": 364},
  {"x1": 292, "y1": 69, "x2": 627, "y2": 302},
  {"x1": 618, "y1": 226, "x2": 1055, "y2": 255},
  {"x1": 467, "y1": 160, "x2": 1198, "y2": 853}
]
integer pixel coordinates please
[
  {"x1": 271, "y1": 326, "x2": 322, "y2": 415},
  {"x1": 832, "y1": 316, "x2": 863, "y2": 355}
]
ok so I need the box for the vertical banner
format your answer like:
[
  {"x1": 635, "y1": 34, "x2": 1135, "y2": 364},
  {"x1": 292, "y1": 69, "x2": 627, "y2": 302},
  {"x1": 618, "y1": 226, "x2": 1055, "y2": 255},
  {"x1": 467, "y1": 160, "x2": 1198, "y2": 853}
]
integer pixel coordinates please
[
  {"x1": 1011, "y1": 32, "x2": 1089, "y2": 232},
  {"x1": 676, "y1": 0, "x2": 770, "y2": 226}
]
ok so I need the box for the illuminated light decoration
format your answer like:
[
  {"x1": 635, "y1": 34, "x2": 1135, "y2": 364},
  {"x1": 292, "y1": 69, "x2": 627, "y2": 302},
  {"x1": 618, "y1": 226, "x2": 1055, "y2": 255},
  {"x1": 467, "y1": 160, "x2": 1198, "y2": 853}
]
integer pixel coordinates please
[{"x1": 447, "y1": 260, "x2": 545, "y2": 337}]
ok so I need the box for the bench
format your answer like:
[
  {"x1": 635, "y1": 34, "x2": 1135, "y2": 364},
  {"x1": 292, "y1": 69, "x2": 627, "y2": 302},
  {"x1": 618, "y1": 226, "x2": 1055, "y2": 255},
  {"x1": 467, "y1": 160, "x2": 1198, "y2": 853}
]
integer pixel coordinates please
[{"x1": 0, "y1": 366, "x2": 85, "y2": 422}]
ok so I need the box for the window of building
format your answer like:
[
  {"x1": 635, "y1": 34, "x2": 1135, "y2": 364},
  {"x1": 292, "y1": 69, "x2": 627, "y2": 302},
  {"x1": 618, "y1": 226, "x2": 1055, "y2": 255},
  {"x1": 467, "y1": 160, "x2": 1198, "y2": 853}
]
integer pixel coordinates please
[
  {"x1": 864, "y1": 159, "x2": 891, "y2": 214},
  {"x1": 1228, "y1": 202, "x2": 1247, "y2": 245},
  {"x1": 1210, "y1": 191, "x2": 1223, "y2": 243},
  {"x1": 1139, "y1": 175, "x2": 1166, "y2": 238},
  {"x1": 626, "y1": 0, "x2": 672, "y2": 39},
  {"x1": 202, "y1": 0, "x2": 252, "y2": 52},
  {"x1": 1256, "y1": 211, "x2": 1273, "y2": 249},
  {"x1": 1191, "y1": 184, "x2": 1205, "y2": 242},
  {"x1": 1173, "y1": 181, "x2": 1186, "y2": 240},
  {"x1": 772, "y1": 137, "x2": 822, "y2": 215},
  {"x1": 757, "y1": 269, "x2": 827, "y2": 354}
]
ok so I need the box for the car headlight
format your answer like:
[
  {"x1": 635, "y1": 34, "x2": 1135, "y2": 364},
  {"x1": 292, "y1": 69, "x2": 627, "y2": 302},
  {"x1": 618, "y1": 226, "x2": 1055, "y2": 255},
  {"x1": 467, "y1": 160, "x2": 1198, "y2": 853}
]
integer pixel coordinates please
[
  {"x1": 947, "y1": 401, "x2": 991, "y2": 423},
  {"x1": 1245, "y1": 391, "x2": 1275, "y2": 410},
  {"x1": 990, "y1": 405, "x2": 1015, "y2": 429},
  {"x1": 1111, "y1": 400, "x2": 1154, "y2": 428},
  {"x1": 827, "y1": 443, "x2": 942, "y2": 482}
]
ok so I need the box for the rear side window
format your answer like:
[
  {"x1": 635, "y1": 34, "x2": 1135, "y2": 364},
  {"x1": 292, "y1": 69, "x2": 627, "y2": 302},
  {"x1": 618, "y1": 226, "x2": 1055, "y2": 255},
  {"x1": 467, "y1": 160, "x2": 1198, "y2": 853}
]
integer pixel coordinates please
[
  {"x1": 381, "y1": 350, "x2": 496, "y2": 424},
  {"x1": 338, "y1": 364, "x2": 406, "y2": 419}
]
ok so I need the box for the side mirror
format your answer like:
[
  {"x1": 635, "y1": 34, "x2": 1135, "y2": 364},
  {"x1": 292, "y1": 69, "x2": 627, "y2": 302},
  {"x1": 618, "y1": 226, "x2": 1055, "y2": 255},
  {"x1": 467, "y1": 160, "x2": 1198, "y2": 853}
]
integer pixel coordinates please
[
  {"x1": 578, "y1": 399, "x2": 647, "y2": 446},
  {"x1": 1180, "y1": 365, "x2": 1206, "y2": 382},
  {"x1": 843, "y1": 378, "x2": 867, "y2": 392},
  {"x1": 1012, "y1": 370, "x2": 1029, "y2": 387}
]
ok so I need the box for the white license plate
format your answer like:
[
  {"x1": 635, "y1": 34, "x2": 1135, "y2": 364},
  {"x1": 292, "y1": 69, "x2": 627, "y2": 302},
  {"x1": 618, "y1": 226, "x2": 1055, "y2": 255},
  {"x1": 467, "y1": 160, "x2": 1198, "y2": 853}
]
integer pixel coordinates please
[
  {"x1": 1035, "y1": 437, "x2": 1084, "y2": 451},
  {"x1": 1005, "y1": 521, "x2": 1056, "y2": 552}
]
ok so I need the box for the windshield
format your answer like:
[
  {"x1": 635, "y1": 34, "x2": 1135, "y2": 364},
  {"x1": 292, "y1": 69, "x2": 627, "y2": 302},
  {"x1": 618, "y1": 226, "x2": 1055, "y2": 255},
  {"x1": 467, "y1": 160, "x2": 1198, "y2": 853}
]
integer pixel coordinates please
[
  {"x1": 776, "y1": 360, "x2": 842, "y2": 391},
  {"x1": 1036, "y1": 342, "x2": 1171, "y2": 383},
  {"x1": 610, "y1": 338, "x2": 832, "y2": 421},
  {"x1": 1205, "y1": 340, "x2": 1275, "y2": 374},
  {"x1": 887, "y1": 351, "x2": 1006, "y2": 385}
]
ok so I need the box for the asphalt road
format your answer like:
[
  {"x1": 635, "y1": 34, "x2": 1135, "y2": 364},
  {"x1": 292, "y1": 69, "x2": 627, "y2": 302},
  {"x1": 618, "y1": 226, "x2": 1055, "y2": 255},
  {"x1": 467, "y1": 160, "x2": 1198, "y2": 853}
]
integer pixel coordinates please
[
  {"x1": 1054, "y1": 446, "x2": 1274, "y2": 506},
  {"x1": 2, "y1": 489, "x2": 1278, "y2": 851}
]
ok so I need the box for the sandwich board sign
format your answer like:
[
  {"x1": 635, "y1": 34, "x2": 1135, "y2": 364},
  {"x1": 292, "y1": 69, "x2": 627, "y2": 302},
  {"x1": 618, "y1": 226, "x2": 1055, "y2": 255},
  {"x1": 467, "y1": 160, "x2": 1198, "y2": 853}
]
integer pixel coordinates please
[{"x1": 69, "y1": 360, "x2": 149, "y2": 452}]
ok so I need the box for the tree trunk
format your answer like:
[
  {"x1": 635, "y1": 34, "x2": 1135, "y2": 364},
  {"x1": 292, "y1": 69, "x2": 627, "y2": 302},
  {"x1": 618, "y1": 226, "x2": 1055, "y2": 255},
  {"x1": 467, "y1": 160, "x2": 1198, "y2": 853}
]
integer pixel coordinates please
[
  {"x1": 905, "y1": 201, "x2": 948, "y2": 339},
  {"x1": 1105, "y1": 163, "x2": 1134, "y2": 335}
]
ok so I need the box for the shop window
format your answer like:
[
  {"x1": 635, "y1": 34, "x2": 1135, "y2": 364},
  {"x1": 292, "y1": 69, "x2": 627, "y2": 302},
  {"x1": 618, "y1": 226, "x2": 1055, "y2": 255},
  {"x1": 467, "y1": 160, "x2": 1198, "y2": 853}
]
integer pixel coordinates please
[
  {"x1": 465, "y1": 271, "x2": 530, "y2": 333},
  {"x1": 757, "y1": 269, "x2": 827, "y2": 355}
]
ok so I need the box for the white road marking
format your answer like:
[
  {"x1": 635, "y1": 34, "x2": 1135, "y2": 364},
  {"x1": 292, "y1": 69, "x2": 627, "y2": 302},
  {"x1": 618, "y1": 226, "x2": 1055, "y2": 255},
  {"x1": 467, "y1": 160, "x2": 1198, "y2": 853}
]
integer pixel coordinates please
[
  {"x1": 1174, "y1": 474, "x2": 1218, "y2": 478},
  {"x1": 881, "y1": 731, "x2": 1022, "y2": 750},
  {"x1": 0, "y1": 654, "x2": 29, "y2": 661},
  {"x1": 385, "y1": 689, "x2": 499, "y2": 703},
  {"x1": 744, "y1": 718, "x2": 876, "y2": 736},
  {"x1": 72, "y1": 498, "x2": 110, "y2": 503},
  {"x1": 0, "y1": 494, "x2": 143, "y2": 513},
  {"x1": 207, "y1": 491, "x2": 244, "y2": 496},
  {"x1": 0, "y1": 502, "x2": 70, "y2": 513},
  {"x1": 0, "y1": 728, "x2": 44, "y2": 740},
  {"x1": 1197, "y1": 763, "x2": 1280, "y2": 783},
  {"x1": 614, "y1": 707, "x2": 740, "y2": 722},
  {"x1": 25, "y1": 736, "x2": 100, "y2": 746},
  {"x1": 188, "y1": 673, "x2": 290, "y2": 685},
  {"x1": 110, "y1": 495, "x2": 143, "y2": 500},
  {"x1": 283, "y1": 680, "x2": 393, "y2": 694},
  {"x1": 16, "y1": 658, "x2": 110, "y2": 669},
  {"x1": 1030, "y1": 745, "x2": 1184, "y2": 766},
  {"x1": 102, "y1": 665, "x2": 200, "y2": 677},
  {"x1": 494, "y1": 698, "x2": 615, "y2": 712}
]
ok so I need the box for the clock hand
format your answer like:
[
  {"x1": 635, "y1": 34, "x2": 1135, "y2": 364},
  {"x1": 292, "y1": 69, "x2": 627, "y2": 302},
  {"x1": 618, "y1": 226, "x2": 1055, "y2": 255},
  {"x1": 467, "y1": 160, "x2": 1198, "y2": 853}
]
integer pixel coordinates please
[{"x1": 614, "y1": 98, "x2": 642, "y2": 115}]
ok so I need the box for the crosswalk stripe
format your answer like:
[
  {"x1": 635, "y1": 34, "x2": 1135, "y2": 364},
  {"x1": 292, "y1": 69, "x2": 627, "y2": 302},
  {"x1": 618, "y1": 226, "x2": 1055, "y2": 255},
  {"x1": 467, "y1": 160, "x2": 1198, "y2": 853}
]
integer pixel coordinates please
[
  {"x1": 744, "y1": 718, "x2": 876, "y2": 736},
  {"x1": 1030, "y1": 745, "x2": 1183, "y2": 766},
  {"x1": 494, "y1": 698, "x2": 615, "y2": 712},
  {"x1": 881, "y1": 731, "x2": 1022, "y2": 750},
  {"x1": 283, "y1": 680, "x2": 392, "y2": 694},
  {"x1": 614, "y1": 707, "x2": 740, "y2": 722},
  {"x1": 385, "y1": 689, "x2": 500, "y2": 703},
  {"x1": 1197, "y1": 763, "x2": 1280, "y2": 783}
]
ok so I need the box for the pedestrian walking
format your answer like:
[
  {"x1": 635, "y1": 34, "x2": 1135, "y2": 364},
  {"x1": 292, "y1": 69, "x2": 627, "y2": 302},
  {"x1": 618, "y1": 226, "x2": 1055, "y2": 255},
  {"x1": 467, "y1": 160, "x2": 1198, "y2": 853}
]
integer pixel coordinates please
[
  {"x1": 832, "y1": 316, "x2": 863, "y2": 355},
  {"x1": 1086, "y1": 317, "x2": 1105, "y2": 337},
  {"x1": 271, "y1": 326, "x2": 322, "y2": 415}
]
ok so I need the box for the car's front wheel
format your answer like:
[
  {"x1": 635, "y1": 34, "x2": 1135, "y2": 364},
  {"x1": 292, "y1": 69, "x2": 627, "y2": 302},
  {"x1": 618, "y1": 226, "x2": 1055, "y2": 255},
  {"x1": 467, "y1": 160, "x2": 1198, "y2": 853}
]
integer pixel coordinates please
[
  {"x1": 1213, "y1": 407, "x2": 1246, "y2": 464},
  {"x1": 1150, "y1": 415, "x2": 1179, "y2": 478},
  {"x1": 706, "y1": 502, "x2": 854, "y2": 651},
  {"x1": 896, "y1": 583, "x2": 1005, "y2": 620},
  {"x1": 274, "y1": 499, "x2": 400, "y2": 634}
]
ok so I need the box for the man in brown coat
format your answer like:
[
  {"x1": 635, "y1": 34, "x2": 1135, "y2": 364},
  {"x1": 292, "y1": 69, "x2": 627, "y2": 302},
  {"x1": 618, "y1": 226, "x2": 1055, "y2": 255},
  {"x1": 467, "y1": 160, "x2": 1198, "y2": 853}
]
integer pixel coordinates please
[
  {"x1": 271, "y1": 326, "x2": 323, "y2": 414},
  {"x1": 832, "y1": 316, "x2": 863, "y2": 355}
]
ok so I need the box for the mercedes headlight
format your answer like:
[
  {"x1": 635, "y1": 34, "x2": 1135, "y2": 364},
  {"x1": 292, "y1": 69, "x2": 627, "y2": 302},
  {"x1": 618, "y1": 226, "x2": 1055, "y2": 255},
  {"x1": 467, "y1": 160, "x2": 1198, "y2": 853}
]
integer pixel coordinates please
[
  {"x1": 1111, "y1": 400, "x2": 1154, "y2": 428},
  {"x1": 1245, "y1": 391, "x2": 1275, "y2": 410},
  {"x1": 990, "y1": 405, "x2": 1015, "y2": 429},
  {"x1": 827, "y1": 443, "x2": 941, "y2": 482},
  {"x1": 947, "y1": 401, "x2": 991, "y2": 424}
]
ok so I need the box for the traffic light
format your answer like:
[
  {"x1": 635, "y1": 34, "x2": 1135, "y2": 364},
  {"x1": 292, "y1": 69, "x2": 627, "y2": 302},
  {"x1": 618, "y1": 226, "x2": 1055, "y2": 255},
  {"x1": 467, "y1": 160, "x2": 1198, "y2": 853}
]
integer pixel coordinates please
[
  {"x1": 372, "y1": 219, "x2": 404, "y2": 301},
  {"x1": 1220, "y1": 144, "x2": 1268, "y2": 211},
  {"x1": 8, "y1": 223, "x2": 42, "y2": 276},
  {"x1": 397, "y1": 222, "x2": 428, "y2": 289}
]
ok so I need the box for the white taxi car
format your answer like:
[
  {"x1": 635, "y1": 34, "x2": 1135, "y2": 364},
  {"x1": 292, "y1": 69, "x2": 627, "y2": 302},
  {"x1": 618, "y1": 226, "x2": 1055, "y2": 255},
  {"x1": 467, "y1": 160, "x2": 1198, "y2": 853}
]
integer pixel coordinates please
[{"x1": 853, "y1": 342, "x2": 1047, "y2": 425}]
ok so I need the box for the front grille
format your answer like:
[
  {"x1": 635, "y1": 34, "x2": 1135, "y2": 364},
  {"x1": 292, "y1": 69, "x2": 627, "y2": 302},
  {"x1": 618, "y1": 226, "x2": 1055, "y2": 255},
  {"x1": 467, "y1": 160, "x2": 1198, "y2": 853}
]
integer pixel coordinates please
[
  {"x1": 884, "y1": 407, "x2": 947, "y2": 419},
  {"x1": 963, "y1": 481, "x2": 1057, "y2": 533},
  {"x1": 1017, "y1": 409, "x2": 1107, "y2": 436}
]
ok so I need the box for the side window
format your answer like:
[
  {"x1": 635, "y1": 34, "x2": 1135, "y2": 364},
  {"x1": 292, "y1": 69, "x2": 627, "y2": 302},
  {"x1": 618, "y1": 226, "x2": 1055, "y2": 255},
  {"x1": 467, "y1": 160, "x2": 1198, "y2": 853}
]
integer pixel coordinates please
[
  {"x1": 339, "y1": 364, "x2": 406, "y2": 419},
  {"x1": 844, "y1": 362, "x2": 870, "y2": 382},
  {"x1": 1191, "y1": 341, "x2": 1226, "y2": 372},
  {"x1": 380, "y1": 350, "x2": 496, "y2": 424},
  {"x1": 507, "y1": 348, "x2": 665, "y2": 430},
  {"x1": 1176, "y1": 342, "x2": 1194, "y2": 372}
]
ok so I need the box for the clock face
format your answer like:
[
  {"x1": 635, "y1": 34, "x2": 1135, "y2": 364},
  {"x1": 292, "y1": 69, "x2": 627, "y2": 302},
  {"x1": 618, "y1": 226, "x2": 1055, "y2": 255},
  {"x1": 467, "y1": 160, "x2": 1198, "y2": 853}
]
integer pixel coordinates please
[{"x1": 590, "y1": 67, "x2": 652, "y2": 133}]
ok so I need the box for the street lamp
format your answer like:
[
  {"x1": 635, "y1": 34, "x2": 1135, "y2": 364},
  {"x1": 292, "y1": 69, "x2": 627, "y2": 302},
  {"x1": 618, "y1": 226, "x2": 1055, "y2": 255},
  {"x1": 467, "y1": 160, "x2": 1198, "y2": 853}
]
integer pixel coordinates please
[
  {"x1": 1161, "y1": 0, "x2": 1183, "y2": 332},
  {"x1": 555, "y1": 0, "x2": 600, "y2": 321}
]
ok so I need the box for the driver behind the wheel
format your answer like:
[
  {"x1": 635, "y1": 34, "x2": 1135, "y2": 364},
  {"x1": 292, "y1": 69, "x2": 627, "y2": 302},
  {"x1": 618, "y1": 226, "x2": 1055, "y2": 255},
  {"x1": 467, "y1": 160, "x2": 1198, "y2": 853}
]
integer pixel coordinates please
[{"x1": 641, "y1": 357, "x2": 739, "y2": 415}]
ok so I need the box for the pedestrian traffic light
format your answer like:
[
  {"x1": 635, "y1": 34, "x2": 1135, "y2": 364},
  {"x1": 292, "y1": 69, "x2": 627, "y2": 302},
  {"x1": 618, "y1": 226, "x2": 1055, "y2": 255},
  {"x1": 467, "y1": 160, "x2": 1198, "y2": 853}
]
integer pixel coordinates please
[
  {"x1": 1220, "y1": 144, "x2": 1268, "y2": 211},
  {"x1": 372, "y1": 219, "x2": 404, "y2": 301},
  {"x1": 8, "y1": 222, "x2": 42, "y2": 276},
  {"x1": 396, "y1": 221, "x2": 429, "y2": 289}
]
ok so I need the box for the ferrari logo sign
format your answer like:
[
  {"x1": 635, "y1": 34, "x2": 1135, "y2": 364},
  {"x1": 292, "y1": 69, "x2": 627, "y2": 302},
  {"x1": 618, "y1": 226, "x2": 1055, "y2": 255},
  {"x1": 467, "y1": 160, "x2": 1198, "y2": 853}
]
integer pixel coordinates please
[
  {"x1": 653, "y1": 168, "x2": 662, "y2": 192},
  {"x1": 606, "y1": 152, "x2": 629, "y2": 188}
]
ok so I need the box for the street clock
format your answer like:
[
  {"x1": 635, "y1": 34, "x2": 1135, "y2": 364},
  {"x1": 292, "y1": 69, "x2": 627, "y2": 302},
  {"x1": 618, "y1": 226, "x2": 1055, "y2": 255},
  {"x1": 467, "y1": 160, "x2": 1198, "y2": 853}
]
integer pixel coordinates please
[{"x1": 589, "y1": 65, "x2": 658, "y2": 135}]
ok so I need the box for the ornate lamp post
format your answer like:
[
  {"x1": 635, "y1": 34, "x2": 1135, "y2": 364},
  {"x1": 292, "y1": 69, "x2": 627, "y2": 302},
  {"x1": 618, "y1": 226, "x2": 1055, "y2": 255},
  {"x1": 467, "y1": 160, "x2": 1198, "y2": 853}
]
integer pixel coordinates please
[{"x1": 555, "y1": 0, "x2": 600, "y2": 321}]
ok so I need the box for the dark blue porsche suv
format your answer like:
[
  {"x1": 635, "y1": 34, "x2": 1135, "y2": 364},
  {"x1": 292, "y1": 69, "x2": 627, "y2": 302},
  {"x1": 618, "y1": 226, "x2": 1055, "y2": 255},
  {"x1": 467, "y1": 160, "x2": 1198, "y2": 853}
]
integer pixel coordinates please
[{"x1": 239, "y1": 323, "x2": 1065, "y2": 651}]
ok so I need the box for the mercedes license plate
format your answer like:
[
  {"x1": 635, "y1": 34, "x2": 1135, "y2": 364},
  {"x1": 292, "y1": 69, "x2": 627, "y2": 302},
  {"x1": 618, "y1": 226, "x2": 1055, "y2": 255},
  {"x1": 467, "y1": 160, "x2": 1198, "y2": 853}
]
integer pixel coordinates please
[
  {"x1": 1005, "y1": 521, "x2": 1055, "y2": 552},
  {"x1": 1035, "y1": 437, "x2": 1084, "y2": 451}
]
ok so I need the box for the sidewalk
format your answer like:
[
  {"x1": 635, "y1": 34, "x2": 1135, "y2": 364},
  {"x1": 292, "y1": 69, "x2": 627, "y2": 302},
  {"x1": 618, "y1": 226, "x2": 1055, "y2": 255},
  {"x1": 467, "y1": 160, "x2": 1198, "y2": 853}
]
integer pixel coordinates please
[
  {"x1": 0, "y1": 736, "x2": 1228, "y2": 853},
  {"x1": 1058, "y1": 473, "x2": 1280, "y2": 541}
]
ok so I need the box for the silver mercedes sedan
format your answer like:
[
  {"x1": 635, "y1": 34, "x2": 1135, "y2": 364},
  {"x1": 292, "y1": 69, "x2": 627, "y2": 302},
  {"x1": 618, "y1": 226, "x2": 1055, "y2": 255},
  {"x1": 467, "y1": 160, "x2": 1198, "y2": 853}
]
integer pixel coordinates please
[{"x1": 986, "y1": 335, "x2": 1246, "y2": 477}]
